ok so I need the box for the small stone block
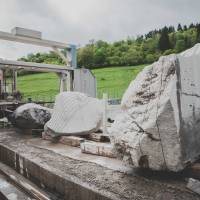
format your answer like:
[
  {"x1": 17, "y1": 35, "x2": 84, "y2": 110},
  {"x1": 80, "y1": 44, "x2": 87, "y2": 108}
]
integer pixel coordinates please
[
  {"x1": 80, "y1": 141, "x2": 116, "y2": 158},
  {"x1": 59, "y1": 136, "x2": 84, "y2": 147}
]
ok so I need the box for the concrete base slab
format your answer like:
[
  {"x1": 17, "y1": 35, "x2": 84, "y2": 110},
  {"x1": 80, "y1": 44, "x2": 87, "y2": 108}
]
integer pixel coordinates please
[
  {"x1": 28, "y1": 138, "x2": 131, "y2": 173},
  {"x1": 0, "y1": 129, "x2": 199, "y2": 200}
]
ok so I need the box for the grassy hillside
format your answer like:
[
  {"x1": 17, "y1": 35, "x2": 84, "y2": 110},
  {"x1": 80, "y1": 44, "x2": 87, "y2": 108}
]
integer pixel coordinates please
[{"x1": 17, "y1": 65, "x2": 145, "y2": 101}]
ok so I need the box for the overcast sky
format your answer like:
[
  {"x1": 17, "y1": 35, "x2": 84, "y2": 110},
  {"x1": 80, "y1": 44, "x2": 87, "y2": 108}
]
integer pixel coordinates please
[{"x1": 0, "y1": 0, "x2": 200, "y2": 59}]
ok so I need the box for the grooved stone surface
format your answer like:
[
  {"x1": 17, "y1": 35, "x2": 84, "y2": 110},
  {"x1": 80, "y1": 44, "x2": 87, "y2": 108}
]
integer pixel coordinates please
[{"x1": 45, "y1": 92, "x2": 103, "y2": 137}]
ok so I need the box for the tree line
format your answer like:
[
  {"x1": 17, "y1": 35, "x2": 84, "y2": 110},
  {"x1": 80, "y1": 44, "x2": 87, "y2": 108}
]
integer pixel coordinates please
[{"x1": 20, "y1": 23, "x2": 200, "y2": 69}]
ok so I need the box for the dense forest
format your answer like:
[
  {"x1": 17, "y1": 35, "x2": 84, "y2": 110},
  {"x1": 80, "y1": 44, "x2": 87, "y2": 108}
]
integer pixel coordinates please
[{"x1": 20, "y1": 23, "x2": 200, "y2": 69}]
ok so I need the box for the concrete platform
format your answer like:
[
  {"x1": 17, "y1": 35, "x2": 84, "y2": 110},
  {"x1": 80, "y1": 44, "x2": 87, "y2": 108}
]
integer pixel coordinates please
[
  {"x1": 27, "y1": 138, "x2": 131, "y2": 173},
  {"x1": 0, "y1": 129, "x2": 199, "y2": 200}
]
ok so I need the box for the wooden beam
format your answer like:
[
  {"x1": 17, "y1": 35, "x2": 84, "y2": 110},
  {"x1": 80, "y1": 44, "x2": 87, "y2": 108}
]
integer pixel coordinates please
[{"x1": 85, "y1": 133, "x2": 110, "y2": 143}]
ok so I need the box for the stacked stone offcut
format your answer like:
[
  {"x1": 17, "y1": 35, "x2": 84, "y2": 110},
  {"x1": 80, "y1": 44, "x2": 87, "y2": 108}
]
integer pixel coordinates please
[{"x1": 110, "y1": 44, "x2": 200, "y2": 172}]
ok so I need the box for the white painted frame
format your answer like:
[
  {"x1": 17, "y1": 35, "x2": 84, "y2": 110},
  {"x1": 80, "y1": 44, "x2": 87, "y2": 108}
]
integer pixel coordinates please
[{"x1": 0, "y1": 28, "x2": 77, "y2": 93}]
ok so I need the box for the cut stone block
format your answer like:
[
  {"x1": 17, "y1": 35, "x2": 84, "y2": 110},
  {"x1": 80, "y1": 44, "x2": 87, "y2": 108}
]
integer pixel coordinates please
[
  {"x1": 80, "y1": 141, "x2": 116, "y2": 158},
  {"x1": 59, "y1": 136, "x2": 84, "y2": 147},
  {"x1": 42, "y1": 132, "x2": 84, "y2": 147},
  {"x1": 187, "y1": 178, "x2": 200, "y2": 195},
  {"x1": 45, "y1": 92, "x2": 103, "y2": 137},
  {"x1": 110, "y1": 44, "x2": 200, "y2": 172}
]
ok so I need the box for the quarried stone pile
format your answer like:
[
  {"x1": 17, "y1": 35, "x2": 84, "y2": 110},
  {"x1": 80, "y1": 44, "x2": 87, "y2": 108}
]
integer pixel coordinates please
[
  {"x1": 45, "y1": 92, "x2": 103, "y2": 137},
  {"x1": 110, "y1": 44, "x2": 200, "y2": 172}
]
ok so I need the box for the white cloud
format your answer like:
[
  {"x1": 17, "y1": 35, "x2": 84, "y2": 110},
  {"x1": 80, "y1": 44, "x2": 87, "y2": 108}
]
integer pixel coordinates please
[{"x1": 0, "y1": 0, "x2": 199, "y2": 59}]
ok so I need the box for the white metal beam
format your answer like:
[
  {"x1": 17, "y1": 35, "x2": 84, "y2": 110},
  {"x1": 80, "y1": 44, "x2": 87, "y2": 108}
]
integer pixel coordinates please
[
  {"x1": 0, "y1": 31, "x2": 71, "y2": 49},
  {"x1": 0, "y1": 59, "x2": 73, "y2": 73}
]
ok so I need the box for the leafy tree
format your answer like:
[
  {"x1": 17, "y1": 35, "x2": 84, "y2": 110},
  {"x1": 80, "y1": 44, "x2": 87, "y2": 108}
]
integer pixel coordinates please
[
  {"x1": 196, "y1": 24, "x2": 200, "y2": 43},
  {"x1": 169, "y1": 32, "x2": 176, "y2": 48},
  {"x1": 123, "y1": 48, "x2": 143, "y2": 65},
  {"x1": 189, "y1": 23, "x2": 195, "y2": 29},
  {"x1": 145, "y1": 54, "x2": 155, "y2": 63},
  {"x1": 94, "y1": 48, "x2": 107, "y2": 66},
  {"x1": 163, "y1": 49, "x2": 176, "y2": 56},
  {"x1": 175, "y1": 40, "x2": 186, "y2": 52},
  {"x1": 19, "y1": 23, "x2": 200, "y2": 69},
  {"x1": 158, "y1": 27, "x2": 171, "y2": 51},
  {"x1": 168, "y1": 26, "x2": 175, "y2": 33},
  {"x1": 183, "y1": 25, "x2": 188, "y2": 31},
  {"x1": 177, "y1": 24, "x2": 183, "y2": 31},
  {"x1": 107, "y1": 56, "x2": 121, "y2": 66},
  {"x1": 77, "y1": 45, "x2": 94, "y2": 68}
]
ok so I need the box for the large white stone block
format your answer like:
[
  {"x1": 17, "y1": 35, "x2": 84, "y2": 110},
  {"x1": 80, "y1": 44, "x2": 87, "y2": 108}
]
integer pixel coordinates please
[{"x1": 110, "y1": 44, "x2": 200, "y2": 171}]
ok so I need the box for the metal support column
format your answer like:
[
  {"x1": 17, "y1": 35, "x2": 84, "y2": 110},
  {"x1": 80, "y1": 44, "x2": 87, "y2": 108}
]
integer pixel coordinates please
[
  {"x1": 3, "y1": 70, "x2": 6, "y2": 93},
  {"x1": 59, "y1": 73, "x2": 68, "y2": 92},
  {"x1": 12, "y1": 70, "x2": 17, "y2": 93},
  {"x1": 69, "y1": 45, "x2": 77, "y2": 69}
]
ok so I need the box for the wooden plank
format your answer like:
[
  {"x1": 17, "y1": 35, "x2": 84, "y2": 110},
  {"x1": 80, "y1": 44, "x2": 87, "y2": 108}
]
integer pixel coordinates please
[
  {"x1": 188, "y1": 163, "x2": 200, "y2": 179},
  {"x1": 86, "y1": 133, "x2": 110, "y2": 143},
  {"x1": 80, "y1": 141, "x2": 116, "y2": 158}
]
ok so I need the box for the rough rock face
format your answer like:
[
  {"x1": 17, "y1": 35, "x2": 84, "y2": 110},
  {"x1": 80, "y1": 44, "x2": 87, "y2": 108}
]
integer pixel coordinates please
[
  {"x1": 10, "y1": 103, "x2": 52, "y2": 129},
  {"x1": 45, "y1": 92, "x2": 103, "y2": 137},
  {"x1": 110, "y1": 44, "x2": 200, "y2": 172}
]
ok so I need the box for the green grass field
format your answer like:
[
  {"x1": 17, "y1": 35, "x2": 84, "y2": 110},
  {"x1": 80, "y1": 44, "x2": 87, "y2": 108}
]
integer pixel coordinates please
[{"x1": 16, "y1": 65, "x2": 145, "y2": 101}]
